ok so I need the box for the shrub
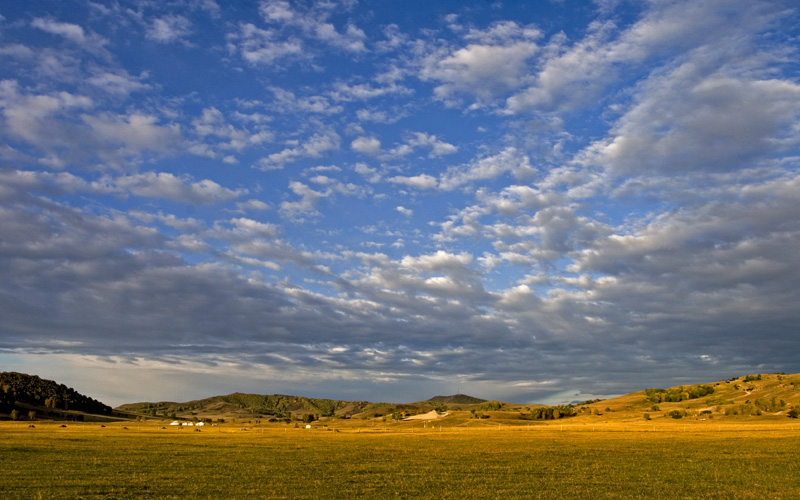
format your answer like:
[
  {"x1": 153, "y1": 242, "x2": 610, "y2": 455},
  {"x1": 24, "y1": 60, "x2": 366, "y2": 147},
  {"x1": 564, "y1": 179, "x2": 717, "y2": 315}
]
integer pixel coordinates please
[
  {"x1": 646, "y1": 385, "x2": 714, "y2": 403},
  {"x1": 526, "y1": 405, "x2": 576, "y2": 420}
]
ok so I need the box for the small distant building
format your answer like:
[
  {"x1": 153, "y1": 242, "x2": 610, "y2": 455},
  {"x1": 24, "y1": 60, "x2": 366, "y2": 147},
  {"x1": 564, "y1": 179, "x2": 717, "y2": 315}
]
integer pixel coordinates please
[{"x1": 169, "y1": 421, "x2": 181, "y2": 426}]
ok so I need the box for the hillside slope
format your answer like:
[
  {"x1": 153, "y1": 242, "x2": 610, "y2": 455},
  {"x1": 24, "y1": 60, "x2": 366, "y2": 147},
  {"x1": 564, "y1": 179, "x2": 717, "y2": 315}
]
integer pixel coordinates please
[
  {"x1": 0, "y1": 372, "x2": 112, "y2": 419},
  {"x1": 577, "y1": 372, "x2": 800, "y2": 419}
]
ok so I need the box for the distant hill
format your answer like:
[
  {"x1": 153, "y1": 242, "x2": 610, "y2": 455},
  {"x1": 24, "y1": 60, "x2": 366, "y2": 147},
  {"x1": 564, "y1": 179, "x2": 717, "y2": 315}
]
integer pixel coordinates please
[
  {"x1": 5, "y1": 371, "x2": 799, "y2": 423},
  {"x1": 116, "y1": 393, "x2": 372, "y2": 420},
  {"x1": 426, "y1": 394, "x2": 486, "y2": 405},
  {"x1": 0, "y1": 372, "x2": 112, "y2": 418},
  {"x1": 113, "y1": 373, "x2": 800, "y2": 423},
  {"x1": 116, "y1": 393, "x2": 490, "y2": 421}
]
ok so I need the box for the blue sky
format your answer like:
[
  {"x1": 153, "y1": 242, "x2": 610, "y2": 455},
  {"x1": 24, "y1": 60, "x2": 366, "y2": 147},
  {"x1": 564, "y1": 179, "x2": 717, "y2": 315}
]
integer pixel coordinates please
[{"x1": 1, "y1": 0, "x2": 800, "y2": 407}]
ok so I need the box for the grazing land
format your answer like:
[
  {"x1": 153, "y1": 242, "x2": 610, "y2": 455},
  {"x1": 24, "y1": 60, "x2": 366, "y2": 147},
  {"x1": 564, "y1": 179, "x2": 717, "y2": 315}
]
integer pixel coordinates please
[
  {"x1": 3, "y1": 372, "x2": 800, "y2": 498},
  {"x1": 2, "y1": 419, "x2": 800, "y2": 499}
]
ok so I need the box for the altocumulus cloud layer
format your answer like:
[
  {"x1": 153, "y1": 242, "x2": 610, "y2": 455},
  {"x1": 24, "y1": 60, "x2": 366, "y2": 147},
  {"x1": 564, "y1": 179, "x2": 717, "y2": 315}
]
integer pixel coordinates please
[{"x1": 1, "y1": 0, "x2": 799, "y2": 406}]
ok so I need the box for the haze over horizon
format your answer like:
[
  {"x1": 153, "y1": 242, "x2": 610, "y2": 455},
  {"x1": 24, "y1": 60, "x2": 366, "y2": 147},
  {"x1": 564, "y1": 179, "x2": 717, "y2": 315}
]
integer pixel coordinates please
[{"x1": 1, "y1": 0, "x2": 799, "y2": 408}]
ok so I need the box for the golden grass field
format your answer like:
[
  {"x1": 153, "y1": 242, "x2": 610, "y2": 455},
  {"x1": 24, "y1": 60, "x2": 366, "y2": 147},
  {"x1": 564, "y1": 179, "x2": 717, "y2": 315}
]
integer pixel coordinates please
[{"x1": 3, "y1": 417, "x2": 800, "y2": 499}]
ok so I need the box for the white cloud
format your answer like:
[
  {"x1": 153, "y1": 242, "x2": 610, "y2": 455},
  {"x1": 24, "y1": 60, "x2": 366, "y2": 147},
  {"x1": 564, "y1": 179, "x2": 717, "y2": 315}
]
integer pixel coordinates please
[
  {"x1": 440, "y1": 147, "x2": 531, "y2": 189},
  {"x1": 257, "y1": 0, "x2": 367, "y2": 53},
  {"x1": 82, "y1": 112, "x2": 182, "y2": 155},
  {"x1": 407, "y1": 132, "x2": 458, "y2": 157},
  {"x1": 329, "y1": 81, "x2": 412, "y2": 102},
  {"x1": 0, "y1": 80, "x2": 93, "y2": 147},
  {"x1": 384, "y1": 132, "x2": 458, "y2": 159},
  {"x1": 580, "y1": 68, "x2": 800, "y2": 176},
  {"x1": 31, "y1": 18, "x2": 88, "y2": 43},
  {"x1": 229, "y1": 23, "x2": 304, "y2": 65},
  {"x1": 396, "y1": 206, "x2": 413, "y2": 217},
  {"x1": 30, "y1": 17, "x2": 108, "y2": 55},
  {"x1": 260, "y1": 0, "x2": 294, "y2": 22},
  {"x1": 354, "y1": 162, "x2": 382, "y2": 183},
  {"x1": 191, "y1": 106, "x2": 274, "y2": 154},
  {"x1": 86, "y1": 70, "x2": 152, "y2": 96},
  {"x1": 506, "y1": 0, "x2": 787, "y2": 113},
  {"x1": 91, "y1": 172, "x2": 246, "y2": 204},
  {"x1": 388, "y1": 174, "x2": 438, "y2": 190},
  {"x1": 419, "y1": 21, "x2": 540, "y2": 105},
  {"x1": 269, "y1": 87, "x2": 343, "y2": 115},
  {"x1": 236, "y1": 199, "x2": 271, "y2": 212},
  {"x1": 146, "y1": 15, "x2": 193, "y2": 44},
  {"x1": 228, "y1": 217, "x2": 279, "y2": 238},
  {"x1": 400, "y1": 250, "x2": 473, "y2": 271},
  {"x1": 355, "y1": 107, "x2": 407, "y2": 124},
  {"x1": 314, "y1": 22, "x2": 366, "y2": 52},
  {"x1": 351, "y1": 136, "x2": 382, "y2": 155},
  {"x1": 279, "y1": 176, "x2": 364, "y2": 220},
  {"x1": 261, "y1": 130, "x2": 341, "y2": 169}
]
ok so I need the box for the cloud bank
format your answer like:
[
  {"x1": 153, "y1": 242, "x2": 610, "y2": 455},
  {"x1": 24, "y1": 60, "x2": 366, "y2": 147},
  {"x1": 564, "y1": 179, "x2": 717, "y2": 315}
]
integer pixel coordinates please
[{"x1": 1, "y1": 0, "x2": 799, "y2": 406}]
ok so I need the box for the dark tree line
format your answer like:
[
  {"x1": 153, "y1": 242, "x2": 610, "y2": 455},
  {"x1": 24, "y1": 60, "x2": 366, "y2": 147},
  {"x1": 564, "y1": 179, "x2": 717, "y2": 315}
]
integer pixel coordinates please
[{"x1": 0, "y1": 372, "x2": 111, "y2": 415}]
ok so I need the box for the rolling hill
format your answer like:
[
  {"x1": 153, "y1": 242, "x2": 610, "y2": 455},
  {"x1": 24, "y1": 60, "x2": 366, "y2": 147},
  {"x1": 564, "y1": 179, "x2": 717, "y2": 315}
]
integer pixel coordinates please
[
  {"x1": 115, "y1": 393, "x2": 377, "y2": 421},
  {"x1": 3, "y1": 371, "x2": 799, "y2": 423},
  {"x1": 116, "y1": 372, "x2": 800, "y2": 423},
  {"x1": 572, "y1": 372, "x2": 800, "y2": 421}
]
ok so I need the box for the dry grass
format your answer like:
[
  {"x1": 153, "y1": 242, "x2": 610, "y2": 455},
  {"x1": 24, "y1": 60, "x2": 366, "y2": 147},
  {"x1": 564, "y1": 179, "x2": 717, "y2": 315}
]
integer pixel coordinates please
[{"x1": 2, "y1": 418, "x2": 800, "y2": 499}]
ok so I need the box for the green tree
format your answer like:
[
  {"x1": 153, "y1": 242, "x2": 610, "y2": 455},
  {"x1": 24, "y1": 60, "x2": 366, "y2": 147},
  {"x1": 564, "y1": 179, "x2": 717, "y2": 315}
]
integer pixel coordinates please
[
  {"x1": 10, "y1": 409, "x2": 18, "y2": 421},
  {"x1": 28, "y1": 410, "x2": 36, "y2": 421}
]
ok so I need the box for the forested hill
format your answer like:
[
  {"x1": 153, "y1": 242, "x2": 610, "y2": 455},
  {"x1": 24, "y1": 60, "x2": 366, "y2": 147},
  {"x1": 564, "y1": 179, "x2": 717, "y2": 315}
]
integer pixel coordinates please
[
  {"x1": 0, "y1": 372, "x2": 111, "y2": 415},
  {"x1": 425, "y1": 394, "x2": 487, "y2": 405}
]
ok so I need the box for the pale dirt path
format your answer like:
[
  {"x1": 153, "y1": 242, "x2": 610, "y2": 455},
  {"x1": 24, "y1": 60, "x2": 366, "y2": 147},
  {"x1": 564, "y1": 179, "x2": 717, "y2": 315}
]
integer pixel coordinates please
[{"x1": 403, "y1": 410, "x2": 450, "y2": 421}]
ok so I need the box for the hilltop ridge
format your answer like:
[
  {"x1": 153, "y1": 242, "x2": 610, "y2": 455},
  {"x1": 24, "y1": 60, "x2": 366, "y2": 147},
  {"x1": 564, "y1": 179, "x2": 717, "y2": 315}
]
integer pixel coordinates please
[{"x1": 424, "y1": 394, "x2": 486, "y2": 405}]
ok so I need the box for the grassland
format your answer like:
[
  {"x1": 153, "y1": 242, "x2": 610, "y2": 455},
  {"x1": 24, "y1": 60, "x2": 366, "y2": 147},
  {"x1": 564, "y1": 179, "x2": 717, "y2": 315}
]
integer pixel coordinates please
[{"x1": 3, "y1": 419, "x2": 800, "y2": 499}]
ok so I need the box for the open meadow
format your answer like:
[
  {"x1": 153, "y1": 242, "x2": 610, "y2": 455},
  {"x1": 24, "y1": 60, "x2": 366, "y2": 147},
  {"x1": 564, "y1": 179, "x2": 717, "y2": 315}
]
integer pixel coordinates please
[{"x1": 3, "y1": 418, "x2": 800, "y2": 499}]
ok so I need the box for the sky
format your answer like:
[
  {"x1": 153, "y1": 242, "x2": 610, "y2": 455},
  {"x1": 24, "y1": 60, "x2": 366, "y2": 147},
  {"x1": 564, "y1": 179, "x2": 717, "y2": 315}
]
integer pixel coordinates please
[{"x1": 1, "y1": 0, "x2": 799, "y2": 407}]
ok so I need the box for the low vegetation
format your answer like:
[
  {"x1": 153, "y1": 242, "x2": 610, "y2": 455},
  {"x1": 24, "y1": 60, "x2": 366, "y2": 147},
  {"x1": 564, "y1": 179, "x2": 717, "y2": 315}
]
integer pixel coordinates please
[
  {"x1": 2, "y1": 420, "x2": 800, "y2": 499},
  {"x1": 521, "y1": 404, "x2": 577, "y2": 420}
]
